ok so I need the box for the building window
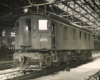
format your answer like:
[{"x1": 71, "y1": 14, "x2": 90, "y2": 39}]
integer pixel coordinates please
[
  {"x1": 94, "y1": 35, "x2": 95, "y2": 39},
  {"x1": 85, "y1": 33, "x2": 86, "y2": 39},
  {"x1": 80, "y1": 31, "x2": 81, "y2": 39},
  {"x1": 64, "y1": 27, "x2": 67, "y2": 35},
  {"x1": 64, "y1": 27, "x2": 67, "y2": 40},
  {"x1": 26, "y1": 19, "x2": 31, "y2": 32},
  {"x1": 73, "y1": 29, "x2": 75, "y2": 38},
  {"x1": 39, "y1": 20, "x2": 48, "y2": 30},
  {"x1": 89, "y1": 34, "x2": 90, "y2": 40}
]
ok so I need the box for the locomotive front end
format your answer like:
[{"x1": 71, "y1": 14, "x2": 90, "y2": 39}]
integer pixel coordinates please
[
  {"x1": 13, "y1": 14, "x2": 52, "y2": 70},
  {"x1": 13, "y1": 51, "x2": 42, "y2": 71}
]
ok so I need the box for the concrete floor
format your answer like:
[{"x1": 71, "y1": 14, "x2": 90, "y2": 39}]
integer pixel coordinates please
[{"x1": 30, "y1": 55, "x2": 100, "y2": 80}]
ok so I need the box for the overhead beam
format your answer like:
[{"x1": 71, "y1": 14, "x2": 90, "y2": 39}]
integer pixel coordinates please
[
  {"x1": 14, "y1": 0, "x2": 74, "y2": 9},
  {"x1": 91, "y1": 0, "x2": 100, "y2": 11},
  {"x1": 73, "y1": 0, "x2": 97, "y2": 23},
  {"x1": 62, "y1": 2, "x2": 98, "y2": 26},
  {"x1": 61, "y1": 11, "x2": 100, "y2": 16},
  {"x1": 81, "y1": 26, "x2": 97, "y2": 28},
  {"x1": 74, "y1": 19, "x2": 100, "y2": 23},
  {"x1": 54, "y1": 3, "x2": 89, "y2": 26},
  {"x1": 0, "y1": 20, "x2": 14, "y2": 27},
  {"x1": 0, "y1": 25, "x2": 14, "y2": 30},
  {"x1": 30, "y1": 0, "x2": 73, "y2": 6},
  {"x1": 84, "y1": 0, "x2": 100, "y2": 18}
]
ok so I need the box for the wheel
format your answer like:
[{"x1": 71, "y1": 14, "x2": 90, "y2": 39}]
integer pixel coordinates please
[
  {"x1": 54, "y1": 61, "x2": 60, "y2": 67},
  {"x1": 64, "y1": 56, "x2": 71, "y2": 64},
  {"x1": 46, "y1": 57, "x2": 52, "y2": 67},
  {"x1": 23, "y1": 71, "x2": 26, "y2": 74}
]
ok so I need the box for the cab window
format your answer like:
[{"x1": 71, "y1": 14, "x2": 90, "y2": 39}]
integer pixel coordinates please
[
  {"x1": 26, "y1": 19, "x2": 31, "y2": 31},
  {"x1": 39, "y1": 20, "x2": 48, "y2": 30}
]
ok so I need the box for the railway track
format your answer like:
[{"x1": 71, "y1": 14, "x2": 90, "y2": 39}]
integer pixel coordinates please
[
  {"x1": 0, "y1": 61, "x2": 13, "y2": 70},
  {"x1": 0, "y1": 70, "x2": 23, "y2": 80},
  {"x1": 0, "y1": 59, "x2": 92, "y2": 80},
  {"x1": 0, "y1": 53, "x2": 99, "y2": 80}
]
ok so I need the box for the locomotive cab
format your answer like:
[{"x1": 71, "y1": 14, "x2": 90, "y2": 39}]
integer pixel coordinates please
[{"x1": 15, "y1": 15, "x2": 52, "y2": 50}]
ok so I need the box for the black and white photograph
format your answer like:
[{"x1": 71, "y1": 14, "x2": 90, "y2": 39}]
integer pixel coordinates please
[{"x1": 0, "y1": 0, "x2": 100, "y2": 80}]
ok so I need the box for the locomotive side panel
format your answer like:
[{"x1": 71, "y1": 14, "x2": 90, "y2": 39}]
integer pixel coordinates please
[
  {"x1": 15, "y1": 18, "x2": 24, "y2": 49},
  {"x1": 55, "y1": 23, "x2": 94, "y2": 50},
  {"x1": 80, "y1": 31, "x2": 88, "y2": 49},
  {"x1": 63, "y1": 27, "x2": 83, "y2": 50},
  {"x1": 55, "y1": 23, "x2": 64, "y2": 50},
  {"x1": 49, "y1": 13, "x2": 94, "y2": 50},
  {"x1": 63, "y1": 26, "x2": 76, "y2": 49},
  {"x1": 15, "y1": 16, "x2": 32, "y2": 49},
  {"x1": 89, "y1": 33, "x2": 94, "y2": 49}
]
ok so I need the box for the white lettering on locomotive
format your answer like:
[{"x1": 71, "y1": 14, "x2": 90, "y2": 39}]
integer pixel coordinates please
[{"x1": 40, "y1": 38, "x2": 48, "y2": 42}]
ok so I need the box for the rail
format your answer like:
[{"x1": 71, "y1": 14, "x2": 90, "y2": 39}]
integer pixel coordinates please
[
  {"x1": 0, "y1": 53, "x2": 100, "y2": 80},
  {"x1": 0, "y1": 61, "x2": 13, "y2": 70},
  {"x1": 0, "y1": 70, "x2": 24, "y2": 80},
  {"x1": 5, "y1": 59, "x2": 95, "y2": 80},
  {"x1": 84, "y1": 52, "x2": 100, "y2": 80},
  {"x1": 85, "y1": 70, "x2": 100, "y2": 80}
]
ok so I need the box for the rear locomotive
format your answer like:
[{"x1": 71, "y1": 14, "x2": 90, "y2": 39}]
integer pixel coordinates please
[{"x1": 13, "y1": 13, "x2": 94, "y2": 71}]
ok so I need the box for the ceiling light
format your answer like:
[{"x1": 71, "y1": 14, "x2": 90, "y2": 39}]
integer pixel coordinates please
[{"x1": 23, "y1": 8, "x2": 28, "y2": 13}]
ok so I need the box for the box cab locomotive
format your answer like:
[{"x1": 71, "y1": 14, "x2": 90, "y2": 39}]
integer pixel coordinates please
[{"x1": 13, "y1": 13, "x2": 94, "y2": 71}]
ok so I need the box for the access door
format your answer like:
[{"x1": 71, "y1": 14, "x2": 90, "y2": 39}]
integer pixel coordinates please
[{"x1": 23, "y1": 19, "x2": 31, "y2": 46}]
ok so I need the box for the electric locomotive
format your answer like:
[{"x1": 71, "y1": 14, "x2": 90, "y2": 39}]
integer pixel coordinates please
[{"x1": 13, "y1": 12, "x2": 93, "y2": 71}]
